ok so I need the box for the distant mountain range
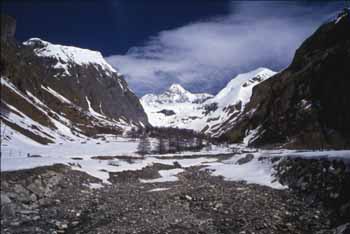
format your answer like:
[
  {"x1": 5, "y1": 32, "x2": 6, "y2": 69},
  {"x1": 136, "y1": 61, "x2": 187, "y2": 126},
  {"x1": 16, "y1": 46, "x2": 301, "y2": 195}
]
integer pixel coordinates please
[{"x1": 141, "y1": 68, "x2": 276, "y2": 134}]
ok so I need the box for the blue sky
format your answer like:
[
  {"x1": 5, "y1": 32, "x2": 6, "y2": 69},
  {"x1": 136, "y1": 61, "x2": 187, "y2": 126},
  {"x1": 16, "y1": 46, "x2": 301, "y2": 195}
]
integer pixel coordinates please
[
  {"x1": 2, "y1": 1, "x2": 344, "y2": 96},
  {"x1": 2, "y1": 0, "x2": 230, "y2": 55}
]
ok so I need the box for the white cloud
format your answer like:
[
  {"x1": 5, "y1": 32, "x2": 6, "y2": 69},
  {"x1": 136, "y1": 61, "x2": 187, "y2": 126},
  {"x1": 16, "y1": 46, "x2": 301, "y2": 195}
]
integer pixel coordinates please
[{"x1": 106, "y1": 1, "x2": 341, "y2": 96}]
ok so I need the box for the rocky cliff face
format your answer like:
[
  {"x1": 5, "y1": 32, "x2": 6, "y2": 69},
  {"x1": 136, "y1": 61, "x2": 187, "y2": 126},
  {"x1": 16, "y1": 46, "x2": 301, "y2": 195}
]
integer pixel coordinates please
[
  {"x1": 1, "y1": 15, "x2": 16, "y2": 43},
  {"x1": 1, "y1": 15, "x2": 149, "y2": 144},
  {"x1": 220, "y1": 10, "x2": 350, "y2": 149}
]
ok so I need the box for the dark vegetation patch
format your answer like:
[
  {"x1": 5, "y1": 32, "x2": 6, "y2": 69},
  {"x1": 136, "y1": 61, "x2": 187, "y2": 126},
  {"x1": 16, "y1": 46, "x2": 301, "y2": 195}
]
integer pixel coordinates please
[{"x1": 274, "y1": 157, "x2": 350, "y2": 226}]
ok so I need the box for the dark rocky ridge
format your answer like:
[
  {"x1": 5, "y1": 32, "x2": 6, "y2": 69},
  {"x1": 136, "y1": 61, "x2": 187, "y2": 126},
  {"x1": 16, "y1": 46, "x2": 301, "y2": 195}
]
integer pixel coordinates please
[
  {"x1": 0, "y1": 15, "x2": 149, "y2": 141},
  {"x1": 1, "y1": 15, "x2": 16, "y2": 43},
  {"x1": 219, "y1": 10, "x2": 350, "y2": 149}
]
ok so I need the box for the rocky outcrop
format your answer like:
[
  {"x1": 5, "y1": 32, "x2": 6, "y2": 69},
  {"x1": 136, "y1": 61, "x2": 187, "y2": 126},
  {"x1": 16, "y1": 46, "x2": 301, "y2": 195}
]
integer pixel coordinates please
[
  {"x1": 157, "y1": 109, "x2": 176, "y2": 116},
  {"x1": 1, "y1": 15, "x2": 16, "y2": 43},
  {"x1": 273, "y1": 157, "x2": 350, "y2": 231},
  {"x1": 220, "y1": 10, "x2": 350, "y2": 149},
  {"x1": 0, "y1": 164, "x2": 101, "y2": 233},
  {"x1": 1, "y1": 165, "x2": 68, "y2": 220}
]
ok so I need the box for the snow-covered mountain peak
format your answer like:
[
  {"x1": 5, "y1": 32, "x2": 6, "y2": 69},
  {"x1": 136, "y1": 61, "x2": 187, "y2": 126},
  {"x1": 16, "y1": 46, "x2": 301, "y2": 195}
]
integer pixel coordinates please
[
  {"x1": 23, "y1": 37, "x2": 49, "y2": 47},
  {"x1": 164, "y1": 83, "x2": 212, "y2": 103},
  {"x1": 22, "y1": 38, "x2": 120, "y2": 76},
  {"x1": 210, "y1": 67, "x2": 276, "y2": 107},
  {"x1": 142, "y1": 84, "x2": 213, "y2": 106},
  {"x1": 221, "y1": 67, "x2": 275, "y2": 93},
  {"x1": 168, "y1": 83, "x2": 187, "y2": 93}
]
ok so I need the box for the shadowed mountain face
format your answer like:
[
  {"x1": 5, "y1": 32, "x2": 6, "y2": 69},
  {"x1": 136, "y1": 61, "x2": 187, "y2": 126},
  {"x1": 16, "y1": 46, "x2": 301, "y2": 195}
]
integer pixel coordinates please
[
  {"x1": 219, "y1": 10, "x2": 350, "y2": 149},
  {"x1": 1, "y1": 15, "x2": 149, "y2": 144}
]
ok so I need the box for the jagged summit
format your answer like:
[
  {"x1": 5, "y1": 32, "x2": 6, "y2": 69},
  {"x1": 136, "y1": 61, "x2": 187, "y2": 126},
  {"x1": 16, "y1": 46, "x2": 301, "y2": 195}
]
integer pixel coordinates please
[
  {"x1": 164, "y1": 83, "x2": 213, "y2": 104},
  {"x1": 165, "y1": 83, "x2": 195, "y2": 103},
  {"x1": 168, "y1": 83, "x2": 187, "y2": 93},
  {"x1": 142, "y1": 83, "x2": 213, "y2": 105}
]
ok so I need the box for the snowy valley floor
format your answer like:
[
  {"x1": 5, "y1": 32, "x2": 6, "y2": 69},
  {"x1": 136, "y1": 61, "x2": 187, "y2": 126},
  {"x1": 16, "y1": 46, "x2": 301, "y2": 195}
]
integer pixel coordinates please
[
  {"x1": 1, "y1": 140, "x2": 350, "y2": 233},
  {"x1": 2, "y1": 139, "x2": 349, "y2": 188}
]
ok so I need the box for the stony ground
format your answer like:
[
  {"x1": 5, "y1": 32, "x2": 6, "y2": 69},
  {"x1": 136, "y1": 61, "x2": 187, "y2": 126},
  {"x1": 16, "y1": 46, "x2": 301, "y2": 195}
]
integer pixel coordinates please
[{"x1": 0, "y1": 156, "x2": 347, "y2": 234}]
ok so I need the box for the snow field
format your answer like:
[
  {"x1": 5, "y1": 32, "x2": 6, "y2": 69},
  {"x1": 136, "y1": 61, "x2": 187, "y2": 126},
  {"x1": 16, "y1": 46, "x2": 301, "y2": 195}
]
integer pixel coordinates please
[{"x1": 2, "y1": 136, "x2": 349, "y2": 189}]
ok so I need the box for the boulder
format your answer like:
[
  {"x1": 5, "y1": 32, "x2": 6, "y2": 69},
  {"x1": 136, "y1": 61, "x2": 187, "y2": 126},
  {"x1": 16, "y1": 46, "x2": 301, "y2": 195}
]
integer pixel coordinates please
[{"x1": 1, "y1": 193, "x2": 12, "y2": 204}]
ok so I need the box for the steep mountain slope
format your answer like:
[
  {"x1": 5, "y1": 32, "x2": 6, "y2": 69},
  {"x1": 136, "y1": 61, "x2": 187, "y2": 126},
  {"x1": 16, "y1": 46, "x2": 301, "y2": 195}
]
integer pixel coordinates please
[
  {"x1": 218, "y1": 10, "x2": 350, "y2": 149},
  {"x1": 1, "y1": 15, "x2": 149, "y2": 145},
  {"x1": 204, "y1": 68, "x2": 276, "y2": 136},
  {"x1": 141, "y1": 68, "x2": 276, "y2": 132}
]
